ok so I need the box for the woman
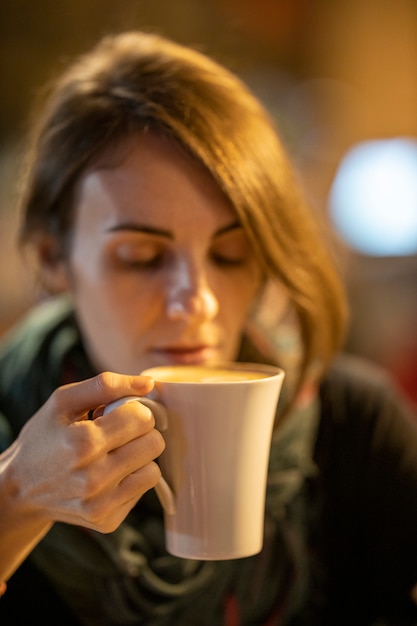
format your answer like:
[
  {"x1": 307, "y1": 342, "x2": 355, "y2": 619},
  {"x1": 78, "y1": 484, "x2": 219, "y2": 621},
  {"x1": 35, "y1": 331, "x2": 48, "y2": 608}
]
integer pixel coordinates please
[{"x1": 0, "y1": 31, "x2": 417, "y2": 625}]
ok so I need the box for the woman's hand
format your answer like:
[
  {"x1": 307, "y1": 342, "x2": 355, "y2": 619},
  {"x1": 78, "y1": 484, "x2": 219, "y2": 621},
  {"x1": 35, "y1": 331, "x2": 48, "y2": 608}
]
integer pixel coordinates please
[{"x1": 0, "y1": 372, "x2": 165, "y2": 580}]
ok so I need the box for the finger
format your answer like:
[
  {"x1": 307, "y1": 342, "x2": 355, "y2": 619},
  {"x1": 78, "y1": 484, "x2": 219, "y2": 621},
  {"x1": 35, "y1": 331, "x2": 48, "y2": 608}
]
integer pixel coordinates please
[
  {"x1": 57, "y1": 461, "x2": 162, "y2": 533},
  {"x1": 94, "y1": 401, "x2": 162, "y2": 453},
  {"x1": 117, "y1": 461, "x2": 162, "y2": 505},
  {"x1": 64, "y1": 426, "x2": 165, "y2": 499},
  {"x1": 74, "y1": 428, "x2": 165, "y2": 498},
  {"x1": 102, "y1": 396, "x2": 168, "y2": 432},
  {"x1": 49, "y1": 372, "x2": 155, "y2": 423},
  {"x1": 105, "y1": 428, "x2": 166, "y2": 480}
]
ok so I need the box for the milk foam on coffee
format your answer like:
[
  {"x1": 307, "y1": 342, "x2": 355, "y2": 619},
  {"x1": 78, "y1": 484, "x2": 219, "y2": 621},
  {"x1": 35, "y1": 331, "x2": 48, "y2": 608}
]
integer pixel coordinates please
[{"x1": 146, "y1": 365, "x2": 269, "y2": 383}]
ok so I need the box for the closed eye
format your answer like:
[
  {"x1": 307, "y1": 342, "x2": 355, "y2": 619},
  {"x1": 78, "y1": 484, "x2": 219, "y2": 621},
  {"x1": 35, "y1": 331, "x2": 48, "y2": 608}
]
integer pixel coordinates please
[
  {"x1": 120, "y1": 253, "x2": 165, "y2": 271},
  {"x1": 210, "y1": 252, "x2": 246, "y2": 267},
  {"x1": 112, "y1": 239, "x2": 166, "y2": 271},
  {"x1": 210, "y1": 226, "x2": 252, "y2": 268}
]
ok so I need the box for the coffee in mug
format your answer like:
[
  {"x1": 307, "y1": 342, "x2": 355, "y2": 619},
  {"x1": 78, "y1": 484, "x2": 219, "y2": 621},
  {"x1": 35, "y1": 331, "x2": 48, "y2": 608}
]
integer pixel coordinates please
[{"x1": 143, "y1": 364, "x2": 270, "y2": 383}]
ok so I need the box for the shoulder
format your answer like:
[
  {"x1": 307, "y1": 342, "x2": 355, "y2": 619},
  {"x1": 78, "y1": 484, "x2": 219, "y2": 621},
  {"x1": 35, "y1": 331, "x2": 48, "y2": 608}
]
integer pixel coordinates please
[
  {"x1": 316, "y1": 352, "x2": 417, "y2": 480},
  {"x1": 321, "y1": 352, "x2": 402, "y2": 403},
  {"x1": 0, "y1": 296, "x2": 75, "y2": 361},
  {"x1": 314, "y1": 357, "x2": 417, "y2": 621},
  {"x1": 0, "y1": 296, "x2": 80, "y2": 437},
  {"x1": 0, "y1": 296, "x2": 75, "y2": 358},
  {"x1": 0, "y1": 296, "x2": 76, "y2": 393},
  {"x1": 319, "y1": 352, "x2": 416, "y2": 428}
]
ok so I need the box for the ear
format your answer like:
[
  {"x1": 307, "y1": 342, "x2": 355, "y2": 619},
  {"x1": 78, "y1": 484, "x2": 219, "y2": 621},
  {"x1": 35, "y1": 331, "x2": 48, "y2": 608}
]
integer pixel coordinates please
[{"x1": 33, "y1": 232, "x2": 71, "y2": 293}]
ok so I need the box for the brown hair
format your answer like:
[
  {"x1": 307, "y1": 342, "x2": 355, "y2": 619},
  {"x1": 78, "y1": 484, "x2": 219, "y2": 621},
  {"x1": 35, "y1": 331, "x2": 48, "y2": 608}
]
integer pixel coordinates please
[{"x1": 19, "y1": 30, "x2": 347, "y2": 400}]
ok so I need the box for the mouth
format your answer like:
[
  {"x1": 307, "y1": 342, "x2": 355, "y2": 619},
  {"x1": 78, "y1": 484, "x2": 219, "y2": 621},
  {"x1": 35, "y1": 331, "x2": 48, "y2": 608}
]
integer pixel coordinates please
[{"x1": 150, "y1": 345, "x2": 219, "y2": 365}]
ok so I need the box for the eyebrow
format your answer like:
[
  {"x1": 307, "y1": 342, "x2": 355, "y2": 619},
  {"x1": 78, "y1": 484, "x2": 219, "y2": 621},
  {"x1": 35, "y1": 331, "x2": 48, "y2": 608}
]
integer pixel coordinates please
[
  {"x1": 108, "y1": 223, "x2": 174, "y2": 238},
  {"x1": 107, "y1": 221, "x2": 242, "y2": 239}
]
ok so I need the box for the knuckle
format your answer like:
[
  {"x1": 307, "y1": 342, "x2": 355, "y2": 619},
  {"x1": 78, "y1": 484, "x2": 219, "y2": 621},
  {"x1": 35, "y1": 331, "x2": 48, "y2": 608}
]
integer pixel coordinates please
[
  {"x1": 75, "y1": 467, "x2": 102, "y2": 500},
  {"x1": 129, "y1": 462, "x2": 162, "y2": 494},
  {"x1": 99, "y1": 519, "x2": 120, "y2": 534},
  {"x1": 147, "y1": 429, "x2": 166, "y2": 457},
  {"x1": 47, "y1": 385, "x2": 67, "y2": 414},
  {"x1": 80, "y1": 474, "x2": 102, "y2": 500},
  {"x1": 148, "y1": 460, "x2": 163, "y2": 484},
  {"x1": 69, "y1": 429, "x2": 99, "y2": 466},
  {"x1": 82, "y1": 498, "x2": 106, "y2": 527},
  {"x1": 138, "y1": 404, "x2": 155, "y2": 428},
  {"x1": 137, "y1": 461, "x2": 163, "y2": 494},
  {"x1": 81, "y1": 498, "x2": 131, "y2": 535},
  {"x1": 95, "y1": 371, "x2": 117, "y2": 394}
]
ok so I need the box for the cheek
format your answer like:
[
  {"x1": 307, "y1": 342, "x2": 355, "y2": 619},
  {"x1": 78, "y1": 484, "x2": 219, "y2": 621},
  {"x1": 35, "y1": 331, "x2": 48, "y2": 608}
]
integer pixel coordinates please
[
  {"x1": 68, "y1": 237, "x2": 126, "y2": 301},
  {"x1": 66, "y1": 245, "x2": 137, "y2": 324},
  {"x1": 218, "y1": 271, "x2": 262, "y2": 322},
  {"x1": 73, "y1": 271, "x2": 160, "y2": 331}
]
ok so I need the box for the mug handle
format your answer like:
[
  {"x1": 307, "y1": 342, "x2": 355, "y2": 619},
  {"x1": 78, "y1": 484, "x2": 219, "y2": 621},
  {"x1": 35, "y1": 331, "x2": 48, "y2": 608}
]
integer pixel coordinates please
[{"x1": 103, "y1": 396, "x2": 176, "y2": 515}]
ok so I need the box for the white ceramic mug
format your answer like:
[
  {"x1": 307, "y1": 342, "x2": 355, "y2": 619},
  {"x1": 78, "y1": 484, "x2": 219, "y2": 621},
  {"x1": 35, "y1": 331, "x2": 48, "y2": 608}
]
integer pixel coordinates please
[{"x1": 104, "y1": 362, "x2": 285, "y2": 560}]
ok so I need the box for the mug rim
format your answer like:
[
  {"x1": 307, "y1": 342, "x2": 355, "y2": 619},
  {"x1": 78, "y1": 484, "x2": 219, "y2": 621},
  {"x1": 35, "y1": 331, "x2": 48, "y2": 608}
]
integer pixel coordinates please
[{"x1": 140, "y1": 361, "x2": 285, "y2": 384}]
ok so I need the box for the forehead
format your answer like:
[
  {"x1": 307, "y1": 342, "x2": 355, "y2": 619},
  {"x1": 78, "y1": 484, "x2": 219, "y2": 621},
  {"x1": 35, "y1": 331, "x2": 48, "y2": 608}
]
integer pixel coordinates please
[{"x1": 74, "y1": 132, "x2": 236, "y2": 232}]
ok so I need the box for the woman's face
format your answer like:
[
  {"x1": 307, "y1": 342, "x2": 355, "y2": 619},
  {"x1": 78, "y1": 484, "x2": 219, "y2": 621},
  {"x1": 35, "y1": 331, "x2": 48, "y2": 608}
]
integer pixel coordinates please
[{"x1": 57, "y1": 132, "x2": 263, "y2": 374}]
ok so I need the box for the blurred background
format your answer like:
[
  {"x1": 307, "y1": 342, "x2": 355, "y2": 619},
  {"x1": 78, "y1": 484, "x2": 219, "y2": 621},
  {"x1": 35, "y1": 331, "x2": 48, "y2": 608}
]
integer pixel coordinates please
[{"x1": 1, "y1": 0, "x2": 417, "y2": 404}]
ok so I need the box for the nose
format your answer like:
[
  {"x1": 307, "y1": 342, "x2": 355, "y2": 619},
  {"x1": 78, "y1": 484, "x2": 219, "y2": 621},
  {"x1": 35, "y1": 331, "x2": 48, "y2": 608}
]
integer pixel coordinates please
[{"x1": 166, "y1": 258, "x2": 219, "y2": 322}]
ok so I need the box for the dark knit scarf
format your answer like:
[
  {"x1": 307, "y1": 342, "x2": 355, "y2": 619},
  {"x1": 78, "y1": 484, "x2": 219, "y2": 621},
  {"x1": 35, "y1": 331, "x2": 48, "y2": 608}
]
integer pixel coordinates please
[{"x1": 0, "y1": 297, "x2": 320, "y2": 625}]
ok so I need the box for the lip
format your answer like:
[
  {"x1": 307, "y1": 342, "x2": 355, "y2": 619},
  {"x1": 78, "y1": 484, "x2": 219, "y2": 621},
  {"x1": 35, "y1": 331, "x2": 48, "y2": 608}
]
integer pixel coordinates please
[{"x1": 150, "y1": 345, "x2": 219, "y2": 365}]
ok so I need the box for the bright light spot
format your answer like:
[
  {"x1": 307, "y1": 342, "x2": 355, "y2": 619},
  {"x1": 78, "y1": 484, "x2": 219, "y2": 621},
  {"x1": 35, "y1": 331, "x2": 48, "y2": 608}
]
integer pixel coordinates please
[{"x1": 329, "y1": 138, "x2": 417, "y2": 256}]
